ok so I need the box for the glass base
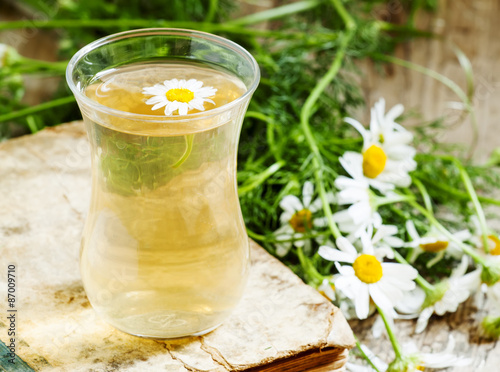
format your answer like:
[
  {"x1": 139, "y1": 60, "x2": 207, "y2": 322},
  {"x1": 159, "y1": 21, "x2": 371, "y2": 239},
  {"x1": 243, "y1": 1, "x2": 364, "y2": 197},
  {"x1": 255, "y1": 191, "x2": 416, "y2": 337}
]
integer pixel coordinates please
[{"x1": 101, "y1": 309, "x2": 226, "y2": 339}]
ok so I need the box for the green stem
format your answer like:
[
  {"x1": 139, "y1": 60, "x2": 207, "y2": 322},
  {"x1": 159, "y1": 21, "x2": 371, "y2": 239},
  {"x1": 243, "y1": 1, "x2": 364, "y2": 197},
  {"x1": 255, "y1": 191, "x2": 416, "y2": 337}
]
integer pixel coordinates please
[
  {"x1": 371, "y1": 53, "x2": 469, "y2": 104},
  {"x1": 377, "y1": 306, "x2": 403, "y2": 360},
  {"x1": 375, "y1": 193, "x2": 415, "y2": 207},
  {"x1": 245, "y1": 111, "x2": 282, "y2": 162},
  {"x1": 297, "y1": 246, "x2": 324, "y2": 283},
  {"x1": 329, "y1": 0, "x2": 356, "y2": 30},
  {"x1": 205, "y1": 0, "x2": 218, "y2": 23},
  {"x1": 0, "y1": 19, "x2": 306, "y2": 39},
  {"x1": 230, "y1": 0, "x2": 321, "y2": 26},
  {"x1": 354, "y1": 336, "x2": 382, "y2": 372},
  {"x1": 172, "y1": 134, "x2": 194, "y2": 168},
  {"x1": 247, "y1": 229, "x2": 329, "y2": 244},
  {"x1": 246, "y1": 228, "x2": 266, "y2": 241},
  {"x1": 413, "y1": 179, "x2": 433, "y2": 213},
  {"x1": 455, "y1": 160, "x2": 490, "y2": 253},
  {"x1": 0, "y1": 96, "x2": 75, "y2": 123},
  {"x1": 378, "y1": 21, "x2": 434, "y2": 38},
  {"x1": 238, "y1": 161, "x2": 285, "y2": 196},
  {"x1": 429, "y1": 155, "x2": 490, "y2": 253},
  {"x1": 298, "y1": 0, "x2": 356, "y2": 240},
  {"x1": 25, "y1": 115, "x2": 40, "y2": 133},
  {"x1": 415, "y1": 175, "x2": 500, "y2": 207}
]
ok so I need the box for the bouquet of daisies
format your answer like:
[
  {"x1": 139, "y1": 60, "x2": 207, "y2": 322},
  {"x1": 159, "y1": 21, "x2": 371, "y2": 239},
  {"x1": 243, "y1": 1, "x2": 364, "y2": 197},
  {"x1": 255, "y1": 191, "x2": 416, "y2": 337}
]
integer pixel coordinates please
[{"x1": 271, "y1": 98, "x2": 500, "y2": 371}]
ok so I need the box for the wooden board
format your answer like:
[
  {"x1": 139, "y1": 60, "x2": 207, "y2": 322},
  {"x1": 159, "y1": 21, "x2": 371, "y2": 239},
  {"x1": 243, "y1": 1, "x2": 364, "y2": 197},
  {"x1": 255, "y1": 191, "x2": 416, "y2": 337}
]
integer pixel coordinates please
[{"x1": 0, "y1": 122, "x2": 354, "y2": 372}]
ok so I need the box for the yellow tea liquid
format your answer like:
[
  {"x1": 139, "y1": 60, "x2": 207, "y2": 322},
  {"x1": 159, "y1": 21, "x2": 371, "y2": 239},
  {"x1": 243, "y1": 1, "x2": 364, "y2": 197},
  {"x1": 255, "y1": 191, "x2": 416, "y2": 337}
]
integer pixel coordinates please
[{"x1": 80, "y1": 62, "x2": 250, "y2": 338}]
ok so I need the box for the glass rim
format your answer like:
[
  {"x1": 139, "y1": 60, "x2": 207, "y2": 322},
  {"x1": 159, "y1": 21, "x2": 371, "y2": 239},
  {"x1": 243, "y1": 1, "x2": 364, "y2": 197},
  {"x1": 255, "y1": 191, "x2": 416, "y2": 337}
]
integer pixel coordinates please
[{"x1": 65, "y1": 28, "x2": 260, "y2": 123}]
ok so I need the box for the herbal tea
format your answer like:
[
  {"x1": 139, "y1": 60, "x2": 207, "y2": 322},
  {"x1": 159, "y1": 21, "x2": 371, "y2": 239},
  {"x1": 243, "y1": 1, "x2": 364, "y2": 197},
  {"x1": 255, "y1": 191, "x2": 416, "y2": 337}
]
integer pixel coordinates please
[{"x1": 79, "y1": 61, "x2": 250, "y2": 338}]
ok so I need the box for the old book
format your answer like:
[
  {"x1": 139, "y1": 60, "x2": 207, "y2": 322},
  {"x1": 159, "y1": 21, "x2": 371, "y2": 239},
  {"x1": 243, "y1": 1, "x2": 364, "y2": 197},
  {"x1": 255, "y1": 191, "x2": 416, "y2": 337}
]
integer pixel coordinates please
[{"x1": 0, "y1": 122, "x2": 355, "y2": 372}]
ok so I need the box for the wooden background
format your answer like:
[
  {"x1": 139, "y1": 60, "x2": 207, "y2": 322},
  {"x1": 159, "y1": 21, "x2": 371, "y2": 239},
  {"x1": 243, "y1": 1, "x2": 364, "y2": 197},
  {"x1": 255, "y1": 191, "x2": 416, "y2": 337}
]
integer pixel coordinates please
[{"x1": 2, "y1": 0, "x2": 500, "y2": 370}]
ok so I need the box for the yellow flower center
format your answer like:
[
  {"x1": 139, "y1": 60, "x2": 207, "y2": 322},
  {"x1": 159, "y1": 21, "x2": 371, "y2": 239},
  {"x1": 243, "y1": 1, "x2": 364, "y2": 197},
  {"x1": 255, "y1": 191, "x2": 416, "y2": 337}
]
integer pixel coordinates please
[
  {"x1": 289, "y1": 209, "x2": 313, "y2": 233},
  {"x1": 353, "y1": 254, "x2": 383, "y2": 284},
  {"x1": 420, "y1": 240, "x2": 449, "y2": 253},
  {"x1": 488, "y1": 235, "x2": 500, "y2": 255},
  {"x1": 362, "y1": 145, "x2": 387, "y2": 179},
  {"x1": 166, "y1": 88, "x2": 194, "y2": 103},
  {"x1": 416, "y1": 366, "x2": 425, "y2": 371}
]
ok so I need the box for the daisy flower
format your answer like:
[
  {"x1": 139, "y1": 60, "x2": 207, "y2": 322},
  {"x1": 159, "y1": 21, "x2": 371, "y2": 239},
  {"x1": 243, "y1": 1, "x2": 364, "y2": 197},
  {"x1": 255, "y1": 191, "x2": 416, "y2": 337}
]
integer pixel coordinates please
[
  {"x1": 333, "y1": 175, "x2": 382, "y2": 238},
  {"x1": 405, "y1": 220, "x2": 471, "y2": 267},
  {"x1": 142, "y1": 78, "x2": 217, "y2": 116},
  {"x1": 319, "y1": 235, "x2": 418, "y2": 319},
  {"x1": 395, "y1": 256, "x2": 481, "y2": 333},
  {"x1": 346, "y1": 335, "x2": 471, "y2": 371},
  {"x1": 273, "y1": 181, "x2": 330, "y2": 257},
  {"x1": 344, "y1": 98, "x2": 416, "y2": 188}
]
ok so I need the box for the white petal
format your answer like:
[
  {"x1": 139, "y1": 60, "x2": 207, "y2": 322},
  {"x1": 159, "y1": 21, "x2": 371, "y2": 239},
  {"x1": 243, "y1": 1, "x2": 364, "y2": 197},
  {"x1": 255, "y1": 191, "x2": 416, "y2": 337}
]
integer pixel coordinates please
[
  {"x1": 318, "y1": 246, "x2": 355, "y2": 263},
  {"x1": 406, "y1": 219, "x2": 420, "y2": 240},
  {"x1": 382, "y1": 263, "x2": 418, "y2": 281},
  {"x1": 280, "y1": 195, "x2": 303, "y2": 213},
  {"x1": 339, "y1": 152, "x2": 364, "y2": 180},
  {"x1": 335, "y1": 175, "x2": 368, "y2": 191},
  {"x1": 372, "y1": 225, "x2": 398, "y2": 244},
  {"x1": 177, "y1": 102, "x2": 189, "y2": 116},
  {"x1": 336, "y1": 236, "x2": 359, "y2": 256},
  {"x1": 369, "y1": 284, "x2": 397, "y2": 319},
  {"x1": 383, "y1": 236, "x2": 404, "y2": 248},
  {"x1": 344, "y1": 117, "x2": 370, "y2": 145},
  {"x1": 354, "y1": 284, "x2": 370, "y2": 319},
  {"x1": 188, "y1": 98, "x2": 206, "y2": 111},
  {"x1": 415, "y1": 306, "x2": 434, "y2": 333},
  {"x1": 151, "y1": 101, "x2": 168, "y2": 111},
  {"x1": 385, "y1": 103, "x2": 404, "y2": 123},
  {"x1": 302, "y1": 181, "x2": 314, "y2": 208}
]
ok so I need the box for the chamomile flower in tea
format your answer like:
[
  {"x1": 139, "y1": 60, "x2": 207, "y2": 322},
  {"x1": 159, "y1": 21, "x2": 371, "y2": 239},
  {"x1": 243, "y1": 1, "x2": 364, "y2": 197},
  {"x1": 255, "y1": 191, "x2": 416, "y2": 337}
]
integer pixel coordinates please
[{"x1": 143, "y1": 78, "x2": 217, "y2": 116}]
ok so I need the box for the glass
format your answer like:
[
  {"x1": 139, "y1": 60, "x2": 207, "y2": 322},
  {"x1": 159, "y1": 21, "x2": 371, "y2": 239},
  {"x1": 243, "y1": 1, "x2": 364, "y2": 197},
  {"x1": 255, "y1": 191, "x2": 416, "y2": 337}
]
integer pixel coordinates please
[{"x1": 66, "y1": 28, "x2": 259, "y2": 338}]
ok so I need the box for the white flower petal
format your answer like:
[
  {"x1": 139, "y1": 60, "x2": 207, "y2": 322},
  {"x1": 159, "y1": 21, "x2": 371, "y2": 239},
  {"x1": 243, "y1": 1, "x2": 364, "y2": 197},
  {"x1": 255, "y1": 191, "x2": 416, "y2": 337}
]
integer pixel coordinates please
[
  {"x1": 415, "y1": 306, "x2": 434, "y2": 333},
  {"x1": 319, "y1": 246, "x2": 355, "y2": 263},
  {"x1": 280, "y1": 195, "x2": 304, "y2": 213},
  {"x1": 302, "y1": 181, "x2": 314, "y2": 208},
  {"x1": 369, "y1": 284, "x2": 397, "y2": 319},
  {"x1": 336, "y1": 236, "x2": 359, "y2": 256},
  {"x1": 354, "y1": 283, "x2": 370, "y2": 319},
  {"x1": 339, "y1": 152, "x2": 364, "y2": 180}
]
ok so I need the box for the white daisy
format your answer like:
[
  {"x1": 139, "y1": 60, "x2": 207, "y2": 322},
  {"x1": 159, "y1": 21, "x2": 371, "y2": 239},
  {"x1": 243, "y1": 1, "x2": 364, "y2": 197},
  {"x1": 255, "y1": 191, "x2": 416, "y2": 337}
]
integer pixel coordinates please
[
  {"x1": 347, "y1": 335, "x2": 471, "y2": 371},
  {"x1": 273, "y1": 181, "x2": 330, "y2": 257},
  {"x1": 142, "y1": 78, "x2": 217, "y2": 116},
  {"x1": 405, "y1": 220, "x2": 471, "y2": 267},
  {"x1": 396, "y1": 256, "x2": 481, "y2": 334},
  {"x1": 319, "y1": 235, "x2": 418, "y2": 320},
  {"x1": 344, "y1": 98, "x2": 416, "y2": 188},
  {"x1": 333, "y1": 175, "x2": 382, "y2": 238}
]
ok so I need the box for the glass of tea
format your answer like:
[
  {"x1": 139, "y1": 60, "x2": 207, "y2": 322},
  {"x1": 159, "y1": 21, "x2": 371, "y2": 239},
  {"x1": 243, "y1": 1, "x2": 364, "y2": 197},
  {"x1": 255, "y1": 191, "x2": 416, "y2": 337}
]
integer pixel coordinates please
[{"x1": 66, "y1": 28, "x2": 260, "y2": 338}]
